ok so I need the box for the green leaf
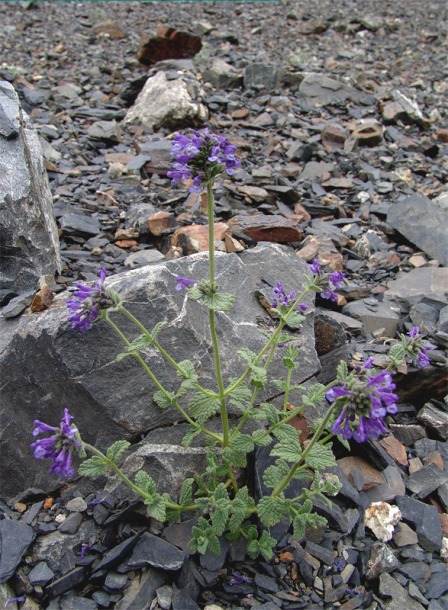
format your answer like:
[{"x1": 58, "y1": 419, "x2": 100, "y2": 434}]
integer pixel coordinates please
[
  {"x1": 301, "y1": 383, "x2": 326, "y2": 409},
  {"x1": 271, "y1": 438, "x2": 302, "y2": 462},
  {"x1": 228, "y1": 382, "x2": 252, "y2": 413},
  {"x1": 292, "y1": 513, "x2": 308, "y2": 540},
  {"x1": 179, "y1": 478, "x2": 194, "y2": 507},
  {"x1": 134, "y1": 471, "x2": 157, "y2": 495},
  {"x1": 272, "y1": 424, "x2": 301, "y2": 445},
  {"x1": 258, "y1": 402, "x2": 280, "y2": 425},
  {"x1": 177, "y1": 359, "x2": 197, "y2": 382},
  {"x1": 284, "y1": 312, "x2": 305, "y2": 329},
  {"x1": 214, "y1": 483, "x2": 230, "y2": 503},
  {"x1": 201, "y1": 291, "x2": 235, "y2": 312},
  {"x1": 223, "y1": 446, "x2": 247, "y2": 468},
  {"x1": 249, "y1": 365, "x2": 267, "y2": 389},
  {"x1": 211, "y1": 504, "x2": 228, "y2": 536},
  {"x1": 188, "y1": 393, "x2": 221, "y2": 424},
  {"x1": 262, "y1": 460, "x2": 289, "y2": 490},
  {"x1": 251, "y1": 430, "x2": 272, "y2": 447},
  {"x1": 228, "y1": 498, "x2": 249, "y2": 533},
  {"x1": 231, "y1": 432, "x2": 255, "y2": 455},
  {"x1": 144, "y1": 493, "x2": 166, "y2": 522},
  {"x1": 257, "y1": 530, "x2": 277, "y2": 560},
  {"x1": 78, "y1": 456, "x2": 109, "y2": 477},
  {"x1": 106, "y1": 440, "x2": 130, "y2": 464},
  {"x1": 149, "y1": 321, "x2": 168, "y2": 341},
  {"x1": 189, "y1": 517, "x2": 221, "y2": 556},
  {"x1": 181, "y1": 426, "x2": 202, "y2": 448},
  {"x1": 388, "y1": 343, "x2": 406, "y2": 365},
  {"x1": 257, "y1": 496, "x2": 288, "y2": 527},
  {"x1": 305, "y1": 443, "x2": 336, "y2": 471},
  {"x1": 153, "y1": 390, "x2": 175, "y2": 410},
  {"x1": 237, "y1": 348, "x2": 257, "y2": 365},
  {"x1": 336, "y1": 359, "x2": 348, "y2": 381}
]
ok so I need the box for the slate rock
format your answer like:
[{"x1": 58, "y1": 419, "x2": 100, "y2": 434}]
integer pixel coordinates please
[
  {"x1": 92, "y1": 533, "x2": 140, "y2": 573},
  {"x1": 28, "y1": 561, "x2": 54, "y2": 586},
  {"x1": 127, "y1": 532, "x2": 186, "y2": 571},
  {"x1": 387, "y1": 194, "x2": 448, "y2": 266},
  {"x1": 426, "y1": 568, "x2": 448, "y2": 600},
  {"x1": 114, "y1": 568, "x2": 167, "y2": 610},
  {"x1": 395, "y1": 495, "x2": 443, "y2": 551},
  {"x1": 0, "y1": 519, "x2": 35, "y2": 583},
  {"x1": 171, "y1": 585, "x2": 200, "y2": 610},
  {"x1": 406, "y1": 463, "x2": 448, "y2": 498},
  {"x1": 59, "y1": 211, "x2": 101, "y2": 236},
  {"x1": 418, "y1": 403, "x2": 448, "y2": 440},
  {"x1": 202, "y1": 58, "x2": 242, "y2": 89},
  {"x1": 0, "y1": 81, "x2": 61, "y2": 294},
  {"x1": 386, "y1": 268, "x2": 448, "y2": 308},
  {"x1": 44, "y1": 567, "x2": 87, "y2": 599},
  {"x1": 58, "y1": 512, "x2": 83, "y2": 534},
  {"x1": 244, "y1": 63, "x2": 283, "y2": 90},
  {"x1": 0, "y1": 244, "x2": 319, "y2": 503},
  {"x1": 379, "y1": 572, "x2": 425, "y2": 610},
  {"x1": 342, "y1": 298, "x2": 399, "y2": 337},
  {"x1": 298, "y1": 73, "x2": 366, "y2": 106}
]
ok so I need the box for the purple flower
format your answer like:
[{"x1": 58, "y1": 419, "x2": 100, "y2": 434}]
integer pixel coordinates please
[
  {"x1": 271, "y1": 282, "x2": 308, "y2": 312},
  {"x1": 307, "y1": 259, "x2": 345, "y2": 302},
  {"x1": 67, "y1": 269, "x2": 117, "y2": 332},
  {"x1": 175, "y1": 276, "x2": 198, "y2": 291},
  {"x1": 229, "y1": 572, "x2": 252, "y2": 585},
  {"x1": 405, "y1": 326, "x2": 433, "y2": 368},
  {"x1": 327, "y1": 360, "x2": 398, "y2": 443},
  {"x1": 167, "y1": 128, "x2": 240, "y2": 192},
  {"x1": 31, "y1": 408, "x2": 82, "y2": 478}
]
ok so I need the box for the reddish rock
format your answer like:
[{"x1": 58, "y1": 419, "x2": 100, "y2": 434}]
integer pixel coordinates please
[
  {"x1": 115, "y1": 228, "x2": 140, "y2": 240},
  {"x1": 30, "y1": 285, "x2": 54, "y2": 313},
  {"x1": 115, "y1": 239, "x2": 139, "y2": 249},
  {"x1": 337, "y1": 456, "x2": 385, "y2": 491},
  {"x1": 379, "y1": 435, "x2": 408, "y2": 467},
  {"x1": 293, "y1": 203, "x2": 312, "y2": 222},
  {"x1": 137, "y1": 27, "x2": 202, "y2": 66},
  {"x1": 171, "y1": 222, "x2": 228, "y2": 255},
  {"x1": 347, "y1": 120, "x2": 384, "y2": 147},
  {"x1": 147, "y1": 211, "x2": 178, "y2": 237},
  {"x1": 379, "y1": 100, "x2": 408, "y2": 123},
  {"x1": 227, "y1": 214, "x2": 303, "y2": 244},
  {"x1": 231, "y1": 108, "x2": 250, "y2": 120},
  {"x1": 436, "y1": 128, "x2": 448, "y2": 143},
  {"x1": 321, "y1": 123, "x2": 349, "y2": 151},
  {"x1": 93, "y1": 19, "x2": 127, "y2": 39}
]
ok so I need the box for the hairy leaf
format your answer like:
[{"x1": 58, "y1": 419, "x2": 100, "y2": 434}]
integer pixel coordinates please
[
  {"x1": 78, "y1": 457, "x2": 109, "y2": 477},
  {"x1": 181, "y1": 426, "x2": 202, "y2": 448},
  {"x1": 272, "y1": 424, "x2": 301, "y2": 445},
  {"x1": 257, "y1": 496, "x2": 288, "y2": 527},
  {"x1": 201, "y1": 291, "x2": 235, "y2": 312},
  {"x1": 237, "y1": 348, "x2": 258, "y2": 366},
  {"x1": 223, "y1": 446, "x2": 247, "y2": 468},
  {"x1": 249, "y1": 365, "x2": 267, "y2": 389},
  {"x1": 179, "y1": 478, "x2": 194, "y2": 507},
  {"x1": 153, "y1": 390, "x2": 175, "y2": 410},
  {"x1": 305, "y1": 443, "x2": 336, "y2": 471},
  {"x1": 251, "y1": 430, "x2": 272, "y2": 447},
  {"x1": 106, "y1": 440, "x2": 130, "y2": 464},
  {"x1": 231, "y1": 432, "x2": 255, "y2": 454},
  {"x1": 144, "y1": 493, "x2": 166, "y2": 522},
  {"x1": 263, "y1": 460, "x2": 289, "y2": 490},
  {"x1": 188, "y1": 393, "x2": 221, "y2": 424},
  {"x1": 134, "y1": 471, "x2": 157, "y2": 495}
]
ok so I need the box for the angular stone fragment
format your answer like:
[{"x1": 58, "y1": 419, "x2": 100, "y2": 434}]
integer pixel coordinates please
[
  {"x1": 227, "y1": 214, "x2": 302, "y2": 243},
  {"x1": 406, "y1": 463, "x2": 448, "y2": 499},
  {"x1": 124, "y1": 71, "x2": 206, "y2": 131},
  {"x1": 128, "y1": 532, "x2": 186, "y2": 571},
  {"x1": 0, "y1": 520, "x2": 35, "y2": 583},
  {"x1": 385, "y1": 268, "x2": 448, "y2": 308},
  {"x1": 379, "y1": 572, "x2": 425, "y2": 610},
  {"x1": 171, "y1": 222, "x2": 228, "y2": 254},
  {"x1": 418, "y1": 403, "x2": 448, "y2": 440},
  {"x1": 0, "y1": 81, "x2": 61, "y2": 294},
  {"x1": 138, "y1": 27, "x2": 202, "y2": 66},
  {"x1": 298, "y1": 73, "x2": 365, "y2": 106},
  {"x1": 395, "y1": 495, "x2": 443, "y2": 551},
  {"x1": 387, "y1": 194, "x2": 448, "y2": 266},
  {"x1": 342, "y1": 298, "x2": 399, "y2": 337}
]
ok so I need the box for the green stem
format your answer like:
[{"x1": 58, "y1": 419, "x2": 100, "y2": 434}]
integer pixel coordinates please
[
  {"x1": 105, "y1": 312, "x2": 221, "y2": 443},
  {"x1": 272, "y1": 404, "x2": 336, "y2": 497},
  {"x1": 206, "y1": 180, "x2": 229, "y2": 446}
]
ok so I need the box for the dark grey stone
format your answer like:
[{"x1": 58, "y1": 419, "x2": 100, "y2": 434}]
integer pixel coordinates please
[
  {"x1": 59, "y1": 211, "x2": 101, "y2": 235},
  {"x1": 171, "y1": 585, "x2": 200, "y2": 610},
  {"x1": 395, "y1": 495, "x2": 443, "y2": 552},
  {"x1": 298, "y1": 73, "x2": 365, "y2": 106},
  {"x1": 254, "y1": 573, "x2": 280, "y2": 593},
  {"x1": 28, "y1": 560, "x2": 55, "y2": 586},
  {"x1": 104, "y1": 571, "x2": 129, "y2": 592},
  {"x1": 244, "y1": 63, "x2": 282, "y2": 90},
  {"x1": 93, "y1": 534, "x2": 140, "y2": 573},
  {"x1": 417, "y1": 403, "x2": 448, "y2": 440},
  {"x1": 426, "y1": 568, "x2": 448, "y2": 600},
  {"x1": 58, "y1": 512, "x2": 83, "y2": 534},
  {"x1": 44, "y1": 567, "x2": 87, "y2": 599},
  {"x1": 114, "y1": 568, "x2": 167, "y2": 610},
  {"x1": 406, "y1": 463, "x2": 448, "y2": 498},
  {"x1": 127, "y1": 532, "x2": 186, "y2": 571},
  {"x1": 0, "y1": 81, "x2": 61, "y2": 294},
  {"x1": 59, "y1": 592, "x2": 98, "y2": 610},
  {"x1": 387, "y1": 194, "x2": 448, "y2": 266},
  {"x1": 0, "y1": 519, "x2": 35, "y2": 583}
]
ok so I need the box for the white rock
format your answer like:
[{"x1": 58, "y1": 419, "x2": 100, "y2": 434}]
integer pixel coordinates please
[{"x1": 365, "y1": 501, "x2": 401, "y2": 542}]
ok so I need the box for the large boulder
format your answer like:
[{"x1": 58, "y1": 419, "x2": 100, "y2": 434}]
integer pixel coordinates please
[
  {"x1": 0, "y1": 81, "x2": 61, "y2": 296},
  {"x1": 0, "y1": 244, "x2": 320, "y2": 505}
]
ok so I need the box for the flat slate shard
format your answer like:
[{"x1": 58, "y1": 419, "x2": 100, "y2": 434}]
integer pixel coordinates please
[
  {"x1": 387, "y1": 194, "x2": 448, "y2": 266},
  {"x1": 0, "y1": 81, "x2": 61, "y2": 294},
  {"x1": 0, "y1": 519, "x2": 36, "y2": 583}
]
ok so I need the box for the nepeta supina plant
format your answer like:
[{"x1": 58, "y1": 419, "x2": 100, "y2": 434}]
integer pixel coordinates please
[{"x1": 32, "y1": 129, "x2": 433, "y2": 560}]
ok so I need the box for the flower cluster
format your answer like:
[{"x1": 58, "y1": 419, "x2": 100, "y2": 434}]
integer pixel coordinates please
[
  {"x1": 67, "y1": 269, "x2": 117, "y2": 332},
  {"x1": 327, "y1": 358, "x2": 398, "y2": 443},
  {"x1": 271, "y1": 282, "x2": 308, "y2": 311},
  {"x1": 406, "y1": 326, "x2": 432, "y2": 368},
  {"x1": 167, "y1": 128, "x2": 240, "y2": 192},
  {"x1": 31, "y1": 408, "x2": 81, "y2": 477},
  {"x1": 308, "y1": 259, "x2": 344, "y2": 302}
]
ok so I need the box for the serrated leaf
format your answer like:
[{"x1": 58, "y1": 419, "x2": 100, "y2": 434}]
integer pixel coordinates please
[
  {"x1": 150, "y1": 321, "x2": 168, "y2": 341},
  {"x1": 78, "y1": 457, "x2": 109, "y2": 477},
  {"x1": 272, "y1": 424, "x2": 301, "y2": 444},
  {"x1": 388, "y1": 343, "x2": 406, "y2": 364},
  {"x1": 181, "y1": 426, "x2": 202, "y2": 448},
  {"x1": 258, "y1": 402, "x2": 280, "y2": 425},
  {"x1": 302, "y1": 383, "x2": 326, "y2": 409},
  {"x1": 305, "y1": 443, "x2": 336, "y2": 471},
  {"x1": 227, "y1": 381, "x2": 252, "y2": 412},
  {"x1": 179, "y1": 478, "x2": 194, "y2": 507},
  {"x1": 292, "y1": 513, "x2": 307, "y2": 540},
  {"x1": 144, "y1": 493, "x2": 166, "y2": 522},
  {"x1": 247, "y1": 538, "x2": 260, "y2": 560},
  {"x1": 214, "y1": 483, "x2": 230, "y2": 503},
  {"x1": 106, "y1": 440, "x2": 130, "y2": 464},
  {"x1": 249, "y1": 365, "x2": 267, "y2": 389},
  {"x1": 228, "y1": 500, "x2": 247, "y2": 533},
  {"x1": 262, "y1": 461, "x2": 289, "y2": 490},
  {"x1": 285, "y1": 312, "x2": 305, "y2": 329},
  {"x1": 177, "y1": 359, "x2": 197, "y2": 381},
  {"x1": 336, "y1": 359, "x2": 348, "y2": 381},
  {"x1": 153, "y1": 390, "x2": 175, "y2": 410},
  {"x1": 223, "y1": 446, "x2": 247, "y2": 468},
  {"x1": 206, "y1": 532, "x2": 221, "y2": 556},
  {"x1": 271, "y1": 438, "x2": 302, "y2": 462},
  {"x1": 231, "y1": 432, "x2": 255, "y2": 454},
  {"x1": 201, "y1": 291, "x2": 235, "y2": 311},
  {"x1": 257, "y1": 496, "x2": 288, "y2": 527},
  {"x1": 237, "y1": 348, "x2": 258, "y2": 366},
  {"x1": 134, "y1": 471, "x2": 157, "y2": 495},
  {"x1": 211, "y1": 506, "x2": 228, "y2": 536},
  {"x1": 257, "y1": 530, "x2": 277, "y2": 560},
  {"x1": 188, "y1": 393, "x2": 221, "y2": 424},
  {"x1": 251, "y1": 430, "x2": 272, "y2": 447}
]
